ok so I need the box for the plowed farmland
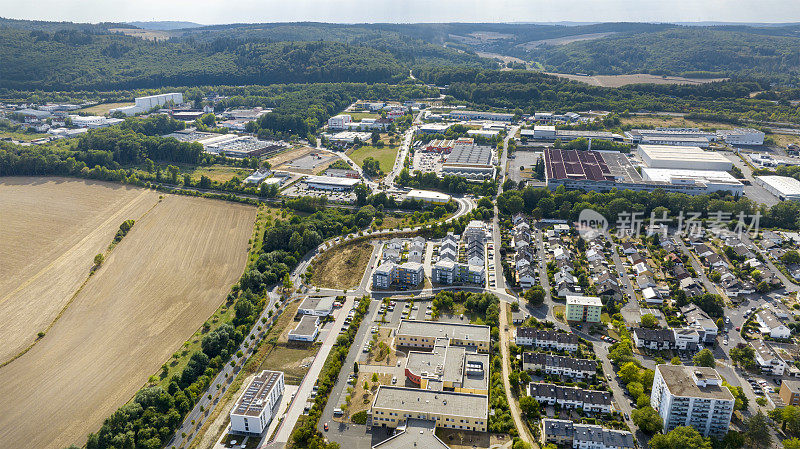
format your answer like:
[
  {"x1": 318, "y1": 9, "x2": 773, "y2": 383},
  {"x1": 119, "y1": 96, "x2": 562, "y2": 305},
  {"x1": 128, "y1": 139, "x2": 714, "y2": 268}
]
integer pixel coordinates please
[{"x1": 0, "y1": 177, "x2": 256, "y2": 449}]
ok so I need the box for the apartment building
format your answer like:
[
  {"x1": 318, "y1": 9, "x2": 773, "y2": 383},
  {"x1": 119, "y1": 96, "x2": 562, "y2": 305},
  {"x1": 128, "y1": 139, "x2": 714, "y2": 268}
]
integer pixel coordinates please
[
  {"x1": 565, "y1": 295, "x2": 603, "y2": 323},
  {"x1": 515, "y1": 328, "x2": 579, "y2": 352},
  {"x1": 372, "y1": 261, "x2": 424, "y2": 289},
  {"x1": 370, "y1": 386, "x2": 488, "y2": 432},
  {"x1": 632, "y1": 327, "x2": 701, "y2": 352},
  {"x1": 752, "y1": 340, "x2": 787, "y2": 376},
  {"x1": 230, "y1": 370, "x2": 285, "y2": 435},
  {"x1": 396, "y1": 320, "x2": 491, "y2": 353},
  {"x1": 432, "y1": 260, "x2": 485, "y2": 285},
  {"x1": 522, "y1": 353, "x2": 597, "y2": 379},
  {"x1": 372, "y1": 262, "x2": 397, "y2": 289},
  {"x1": 541, "y1": 419, "x2": 635, "y2": 449},
  {"x1": 528, "y1": 383, "x2": 613, "y2": 414},
  {"x1": 650, "y1": 365, "x2": 734, "y2": 437},
  {"x1": 780, "y1": 379, "x2": 800, "y2": 407}
]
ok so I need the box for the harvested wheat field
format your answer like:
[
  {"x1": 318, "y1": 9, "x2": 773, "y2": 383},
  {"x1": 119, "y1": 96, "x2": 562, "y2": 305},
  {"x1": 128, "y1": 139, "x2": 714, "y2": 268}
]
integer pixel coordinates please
[
  {"x1": 0, "y1": 179, "x2": 255, "y2": 449},
  {"x1": 0, "y1": 177, "x2": 162, "y2": 363}
]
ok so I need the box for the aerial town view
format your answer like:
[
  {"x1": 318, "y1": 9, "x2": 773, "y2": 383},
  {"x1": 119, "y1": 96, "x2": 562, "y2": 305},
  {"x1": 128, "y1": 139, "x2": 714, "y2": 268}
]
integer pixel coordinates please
[{"x1": 5, "y1": 2, "x2": 800, "y2": 449}]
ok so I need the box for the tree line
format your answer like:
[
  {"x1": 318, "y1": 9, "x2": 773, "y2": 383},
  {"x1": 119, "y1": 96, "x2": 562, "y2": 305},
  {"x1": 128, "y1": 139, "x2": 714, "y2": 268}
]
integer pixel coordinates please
[{"x1": 496, "y1": 185, "x2": 800, "y2": 230}]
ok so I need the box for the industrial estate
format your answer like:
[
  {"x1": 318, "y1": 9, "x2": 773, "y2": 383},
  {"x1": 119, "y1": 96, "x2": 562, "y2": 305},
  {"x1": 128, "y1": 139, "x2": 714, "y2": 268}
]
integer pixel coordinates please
[{"x1": 5, "y1": 12, "x2": 800, "y2": 449}]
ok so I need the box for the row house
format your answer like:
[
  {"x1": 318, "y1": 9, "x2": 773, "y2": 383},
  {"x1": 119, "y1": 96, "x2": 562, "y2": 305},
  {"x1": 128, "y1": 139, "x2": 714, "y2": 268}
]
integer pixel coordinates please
[
  {"x1": 528, "y1": 383, "x2": 613, "y2": 413},
  {"x1": 515, "y1": 328, "x2": 579, "y2": 352},
  {"x1": 522, "y1": 353, "x2": 597, "y2": 379}
]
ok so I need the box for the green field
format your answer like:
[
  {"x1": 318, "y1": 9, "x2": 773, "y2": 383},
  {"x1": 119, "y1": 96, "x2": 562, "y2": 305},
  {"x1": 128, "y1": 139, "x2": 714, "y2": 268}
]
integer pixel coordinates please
[
  {"x1": 347, "y1": 112, "x2": 381, "y2": 121},
  {"x1": 77, "y1": 102, "x2": 134, "y2": 115},
  {"x1": 346, "y1": 145, "x2": 399, "y2": 174},
  {"x1": 0, "y1": 131, "x2": 48, "y2": 142}
]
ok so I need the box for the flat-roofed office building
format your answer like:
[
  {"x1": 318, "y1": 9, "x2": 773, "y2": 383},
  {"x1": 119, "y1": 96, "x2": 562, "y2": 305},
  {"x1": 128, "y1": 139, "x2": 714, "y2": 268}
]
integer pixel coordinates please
[
  {"x1": 370, "y1": 386, "x2": 488, "y2": 432},
  {"x1": 230, "y1": 370, "x2": 285, "y2": 435},
  {"x1": 396, "y1": 319, "x2": 490, "y2": 353}
]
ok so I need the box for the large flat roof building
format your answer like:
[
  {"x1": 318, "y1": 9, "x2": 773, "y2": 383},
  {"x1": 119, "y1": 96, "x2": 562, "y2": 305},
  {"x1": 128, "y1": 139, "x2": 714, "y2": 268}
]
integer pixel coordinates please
[
  {"x1": 372, "y1": 418, "x2": 450, "y2": 449},
  {"x1": 651, "y1": 364, "x2": 734, "y2": 437},
  {"x1": 406, "y1": 189, "x2": 452, "y2": 204},
  {"x1": 110, "y1": 93, "x2": 184, "y2": 116},
  {"x1": 755, "y1": 175, "x2": 800, "y2": 201},
  {"x1": 297, "y1": 296, "x2": 336, "y2": 316},
  {"x1": 396, "y1": 319, "x2": 490, "y2": 352},
  {"x1": 441, "y1": 143, "x2": 496, "y2": 181},
  {"x1": 370, "y1": 386, "x2": 488, "y2": 431},
  {"x1": 230, "y1": 370, "x2": 285, "y2": 435},
  {"x1": 641, "y1": 167, "x2": 743, "y2": 194},
  {"x1": 205, "y1": 136, "x2": 288, "y2": 158},
  {"x1": 717, "y1": 128, "x2": 765, "y2": 146},
  {"x1": 288, "y1": 315, "x2": 320, "y2": 342},
  {"x1": 447, "y1": 110, "x2": 514, "y2": 122},
  {"x1": 304, "y1": 175, "x2": 361, "y2": 191},
  {"x1": 637, "y1": 145, "x2": 733, "y2": 171},
  {"x1": 404, "y1": 339, "x2": 490, "y2": 395}
]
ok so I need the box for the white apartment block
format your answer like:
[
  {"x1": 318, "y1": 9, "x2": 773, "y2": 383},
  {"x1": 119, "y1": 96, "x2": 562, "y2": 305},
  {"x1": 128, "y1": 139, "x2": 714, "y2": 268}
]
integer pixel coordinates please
[
  {"x1": 327, "y1": 114, "x2": 352, "y2": 130},
  {"x1": 650, "y1": 365, "x2": 734, "y2": 437},
  {"x1": 230, "y1": 370, "x2": 285, "y2": 435}
]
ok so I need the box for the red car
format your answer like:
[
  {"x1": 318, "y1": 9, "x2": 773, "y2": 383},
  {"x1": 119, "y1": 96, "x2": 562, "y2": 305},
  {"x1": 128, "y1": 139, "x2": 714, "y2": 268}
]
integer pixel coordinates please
[
  {"x1": 324, "y1": 422, "x2": 329, "y2": 431},
  {"x1": 736, "y1": 327, "x2": 741, "y2": 331}
]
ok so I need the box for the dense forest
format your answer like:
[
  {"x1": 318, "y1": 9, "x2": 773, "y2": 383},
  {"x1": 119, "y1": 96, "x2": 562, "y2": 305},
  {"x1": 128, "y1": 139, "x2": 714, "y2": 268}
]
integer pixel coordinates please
[
  {"x1": 414, "y1": 68, "x2": 800, "y2": 123},
  {"x1": 0, "y1": 30, "x2": 412, "y2": 90},
  {"x1": 538, "y1": 27, "x2": 800, "y2": 79},
  {"x1": 4, "y1": 18, "x2": 800, "y2": 91}
]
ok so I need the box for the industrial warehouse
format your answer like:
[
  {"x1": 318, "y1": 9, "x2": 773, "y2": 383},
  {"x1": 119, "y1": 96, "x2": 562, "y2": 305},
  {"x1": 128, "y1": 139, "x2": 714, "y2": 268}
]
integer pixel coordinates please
[
  {"x1": 440, "y1": 141, "x2": 496, "y2": 180},
  {"x1": 543, "y1": 145, "x2": 744, "y2": 195},
  {"x1": 755, "y1": 176, "x2": 800, "y2": 201}
]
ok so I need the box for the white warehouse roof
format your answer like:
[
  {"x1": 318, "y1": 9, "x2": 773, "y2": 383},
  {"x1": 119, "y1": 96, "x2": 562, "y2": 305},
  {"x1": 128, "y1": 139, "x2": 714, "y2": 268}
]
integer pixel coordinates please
[
  {"x1": 304, "y1": 175, "x2": 361, "y2": 187},
  {"x1": 638, "y1": 145, "x2": 732, "y2": 171},
  {"x1": 756, "y1": 176, "x2": 800, "y2": 201},
  {"x1": 407, "y1": 189, "x2": 452, "y2": 203},
  {"x1": 641, "y1": 168, "x2": 743, "y2": 192}
]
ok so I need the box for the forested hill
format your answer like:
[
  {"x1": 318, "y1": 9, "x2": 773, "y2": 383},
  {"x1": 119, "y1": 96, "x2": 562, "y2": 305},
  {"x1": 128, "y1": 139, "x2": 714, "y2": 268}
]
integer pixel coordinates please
[
  {"x1": 537, "y1": 27, "x2": 800, "y2": 79},
  {"x1": 0, "y1": 30, "x2": 410, "y2": 90},
  {"x1": 0, "y1": 23, "x2": 494, "y2": 91}
]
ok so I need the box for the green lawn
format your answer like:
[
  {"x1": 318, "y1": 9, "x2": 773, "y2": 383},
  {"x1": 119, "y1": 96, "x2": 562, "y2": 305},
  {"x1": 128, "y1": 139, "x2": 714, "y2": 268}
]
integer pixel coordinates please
[
  {"x1": 347, "y1": 112, "x2": 381, "y2": 121},
  {"x1": 346, "y1": 145, "x2": 399, "y2": 174}
]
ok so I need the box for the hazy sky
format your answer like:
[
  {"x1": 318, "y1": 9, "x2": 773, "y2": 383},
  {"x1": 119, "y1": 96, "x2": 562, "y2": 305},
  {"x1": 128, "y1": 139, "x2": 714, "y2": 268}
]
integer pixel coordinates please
[{"x1": 3, "y1": 0, "x2": 800, "y2": 24}]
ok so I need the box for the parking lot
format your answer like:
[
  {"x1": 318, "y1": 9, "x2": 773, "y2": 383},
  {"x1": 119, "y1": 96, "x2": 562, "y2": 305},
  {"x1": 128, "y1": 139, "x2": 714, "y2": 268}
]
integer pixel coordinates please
[
  {"x1": 412, "y1": 151, "x2": 445, "y2": 175},
  {"x1": 508, "y1": 150, "x2": 540, "y2": 184},
  {"x1": 282, "y1": 183, "x2": 357, "y2": 202}
]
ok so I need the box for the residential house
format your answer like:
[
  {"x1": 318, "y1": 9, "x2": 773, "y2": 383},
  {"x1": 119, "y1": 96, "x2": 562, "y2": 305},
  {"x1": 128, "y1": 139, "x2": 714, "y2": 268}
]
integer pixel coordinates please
[{"x1": 515, "y1": 328, "x2": 579, "y2": 352}]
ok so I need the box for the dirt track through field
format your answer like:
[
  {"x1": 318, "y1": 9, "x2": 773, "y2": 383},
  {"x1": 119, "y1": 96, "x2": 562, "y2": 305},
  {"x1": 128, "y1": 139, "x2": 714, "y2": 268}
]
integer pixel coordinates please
[{"x1": 0, "y1": 179, "x2": 255, "y2": 449}]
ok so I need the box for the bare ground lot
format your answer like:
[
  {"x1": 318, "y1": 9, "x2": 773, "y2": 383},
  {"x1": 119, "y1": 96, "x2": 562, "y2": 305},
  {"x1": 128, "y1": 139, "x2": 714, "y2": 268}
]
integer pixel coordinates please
[
  {"x1": 310, "y1": 240, "x2": 375, "y2": 289},
  {"x1": 0, "y1": 177, "x2": 162, "y2": 363},
  {"x1": 546, "y1": 72, "x2": 727, "y2": 87},
  {"x1": 0, "y1": 182, "x2": 255, "y2": 449}
]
